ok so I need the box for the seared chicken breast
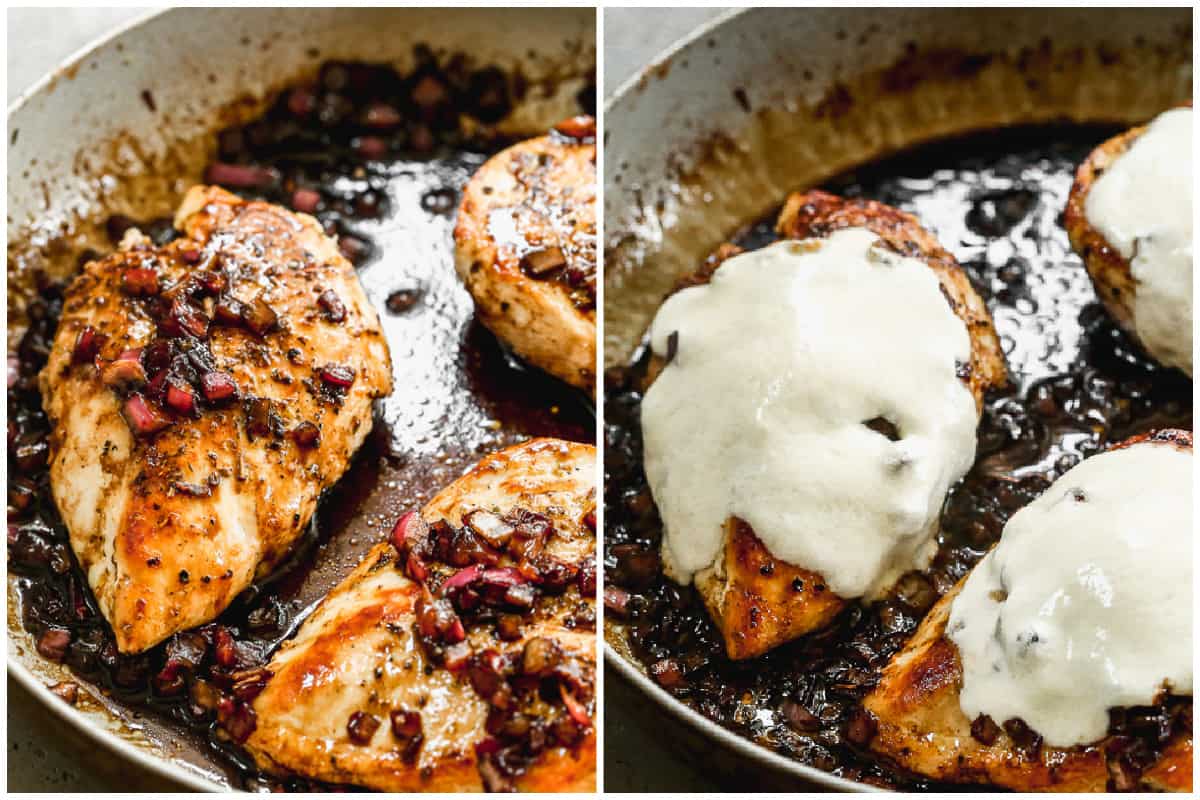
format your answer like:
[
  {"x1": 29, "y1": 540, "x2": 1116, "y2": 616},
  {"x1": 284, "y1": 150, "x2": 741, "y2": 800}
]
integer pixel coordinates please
[
  {"x1": 244, "y1": 438, "x2": 596, "y2": 792},
  {"x1": 454, "y1": 116, "x2": 597, "y2": 393},
  {"x1": 645, "y1": 191, "x2": 1006, "y2": 660},
  {"x1": 863, "y1": 429, "x2": 1192, "y2": 792},
  {"x1": 1064, "y1": 106, "x2": 1193, "y2": 374},
  {"x1": 39, "y1": 185, "x2": 392, "y2": 653}
]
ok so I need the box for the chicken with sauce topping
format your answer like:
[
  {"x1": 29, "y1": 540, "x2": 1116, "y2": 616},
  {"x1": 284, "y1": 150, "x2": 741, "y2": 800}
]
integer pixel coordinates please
[
  {"x1": 641, "y1": 190, "x2": 1006, "y2": 660},
  {"x1": 454, "y1": 116, "x2": 597, "y2": 393},
  {"x1": 242, "y1": 438, "x2": 596, "y2": 792},
  {"x1": 38, "y1": 185, "x2": 392, "y2": 653}
]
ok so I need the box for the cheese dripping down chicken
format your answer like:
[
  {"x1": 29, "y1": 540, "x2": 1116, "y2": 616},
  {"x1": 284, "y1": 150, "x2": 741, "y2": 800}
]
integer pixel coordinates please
[
  {"x1": 864, "y1": 430, "x2": 1192, "y2": 792},
  {"x1": 644, "y1": 227, "x2": 978, "y2": 598},
  {"x1": 637, "y1": 191, "x2": 1005, "y2": 660},
  {"x1": 947, "y1": 436, "x2": 1192, "y2": 747}
]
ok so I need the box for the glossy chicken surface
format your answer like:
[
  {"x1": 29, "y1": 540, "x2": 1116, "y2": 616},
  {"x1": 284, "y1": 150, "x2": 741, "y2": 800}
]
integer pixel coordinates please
[
  {"x1": 455, "y1": 116, "x2": 597, "y2": 393},
  {"x1": 244, "y1": 438, "x2": 596, "y2": 792},
  {"x1": 863, "y1": 430, "x2": 1192, "y2": 792},
  {"x1": 39, "y1": 185, "x2": 391, "y2": 653},
  {"x1": 645, "y1": 191, "x2": 1006, "y2": 660}
]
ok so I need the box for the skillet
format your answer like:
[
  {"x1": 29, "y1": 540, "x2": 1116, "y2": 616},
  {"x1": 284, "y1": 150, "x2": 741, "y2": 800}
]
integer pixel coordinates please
[{"x1": 603, "y1": 6, "x2": 1191, "y2": 791}]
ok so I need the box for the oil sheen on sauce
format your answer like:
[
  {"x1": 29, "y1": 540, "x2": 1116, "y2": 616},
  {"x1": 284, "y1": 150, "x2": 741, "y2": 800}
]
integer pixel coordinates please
[
  {"x1": 1084, "y1": 107, "x2": 1193, "y2": 375},
  {"x1": 641, "y1": 228, "x2": 978, "y2": 599},
  {"x1": 947, "y1": 440, "x2": 1192, "y2": 747}
]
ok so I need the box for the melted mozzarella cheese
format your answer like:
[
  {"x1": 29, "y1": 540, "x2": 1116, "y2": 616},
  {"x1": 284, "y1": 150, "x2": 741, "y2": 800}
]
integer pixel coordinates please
[
  {"x1": 642, "y1": 228, "x2": 977, "y2": 598},
  {"x1": 1085, "y1": 107, "x2": 1193, "y2": 374},
  {"x1": 947, "y1": 441, "x2": 1192, "y2": 747}
]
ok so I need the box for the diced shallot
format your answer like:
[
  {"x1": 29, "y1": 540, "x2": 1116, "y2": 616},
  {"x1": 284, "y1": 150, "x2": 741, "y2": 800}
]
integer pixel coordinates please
[
  {"x1": 36, "y1": 628, "x2": 71, "y2": 662},
  {"x1": 319, "y1": 363, "x2": 356, "y2": 389},
  {"x1": 291, "y1": 188, "x2": 322, "y2": 214},
  {"x1": 165, "y1": 381, "x2": 196, "y2": 414},
  {"x1": 317, "y1": 289, "x2": 346, "y2": 322},
  {"x1": 463, "y1": 509, "x2": 515, "y2": 549},
  {"x1": 200, "y1": 371, "x2": 238, "y2": 402},
  {"x1": 390, "y1": 510, "x2": 430, "y2": 552},
  {"x1": 122, "y1": 393, "x2": 171, "y2": 436},
  {"x1": 121, "y1": 268, "x2": 160, "y2": 296},
  {"x1": 204, "y1": 162, "x2": 279, "y2": 189},
  {"x1": 291, "y1": 421, "x2": 320, "y2": 447},
  {"x1": 363, "y1": 102, "x2": 403, "y2": 129},
  {"x1": 560, "y1": 683, "x2": 592, "y2": 726},
  {"x1": 441, "y1": 564, "x2": 485, "y2": 595},
  {"x1": 443, "y1": 640, "x2": 472, "y2": 672},
  {"x1": 100, "y1": 355, "x2": 147, "y2": 390},
  {"x1": 72, "y1": 326, "x2": 105, "y2": 365},
  {"x1": 552, "y1": 115, "x2": 596, "y2": 142},
  {"x1": 347, "y1": 710, "x2": 381, "y2": 745},
  {"x1": 241, "y1": 297, "x2": 279, "y2": 336}
]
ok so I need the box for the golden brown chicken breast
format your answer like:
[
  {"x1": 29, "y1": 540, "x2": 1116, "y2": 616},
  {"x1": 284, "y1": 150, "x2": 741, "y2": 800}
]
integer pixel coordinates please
[
  {"x1": 863, "y1": 429, "x2": 1192, "y2": 792},
  {"x1": 1064, "y1": 106, "x2": 1193, "y2": 375},
  {"x1": 454, "y1": 116, "x2": 596, "y2": 393},
  {"x1": 243, "y1": 438, "x2": 596, "y2": 792},
  {"x1": 645, "y1": 190, "x2": 1006, "y2": 661},
  {"x1": 39, "y1": 185, "x2": 392, "y2": 653}
]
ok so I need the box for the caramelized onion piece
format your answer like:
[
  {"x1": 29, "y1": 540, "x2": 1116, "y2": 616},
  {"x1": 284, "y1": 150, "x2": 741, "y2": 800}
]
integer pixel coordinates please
[
  {"x1": 204, "y1": 162, "x2": 278, "y2": 189},
  {"x1": 121, "y1": 268, "x2": 160, "y2": 297},
  {"x1": 101, "y1": 356, "x2": 147, "y2": 390},
  {"x1": 291, "y1": 421, "x2": 320, "y2": 447},
  {"x1": 552, "y1": 115, "x2": 596, "y2": 142},
  {"x1": 346, "y1": 710, "x2": 381, "y2": 745},
  {"x1": 71, "y1": 326, "x2": 105, "y2": 365},
  {"x1": 241, "y1": 297, "x2": 279, "y2": 336},
  {"x1": 317, "y1": 289, "x2": 347, "y2": 323},
  {"x1": 122, "y1": 393, "x2": 171, "y2": 437},
  {"x1": 520, "y1": 245, "x2": 567, "y2": 276},
  {"x1": 165, "y1": 381, "x2": 196, "y2": 415},
  {"x1": 319, "y1": 363, "x2": 356, "y2": 389},
  {"x1": 200, "y1": 371, "x2": 238, "y2": 403}
]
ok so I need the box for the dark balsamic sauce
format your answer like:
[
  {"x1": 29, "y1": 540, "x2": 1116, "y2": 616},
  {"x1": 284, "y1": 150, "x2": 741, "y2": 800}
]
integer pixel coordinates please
[
  {"x1": 9, "y1": 54, "x2": 594, "y2": 791},
  {"x1": 604, "y1": 125, "x2": 1192, "y2": 790}
]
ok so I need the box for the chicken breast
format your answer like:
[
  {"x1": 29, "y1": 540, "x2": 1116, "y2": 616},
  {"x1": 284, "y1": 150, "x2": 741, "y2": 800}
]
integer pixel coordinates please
[
  {"x1": 645, "y1": 190, "x2": 1006, "y2": 660},
  {"x1": 454, "y1": 116, "x2": 596, "y2": 393},
  {"x1": 244, "y1": 438, "x2": 596, "y2": 792},
  {"x1": 39, "y1": 185, "x2": 392, "y2": 653},
  {"x1": 862, "y1": 429, "x2": 1192, "y2": 792},
  {"x1": 1064, "y1": 106, "x2": 1193, "y2": 374}
]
